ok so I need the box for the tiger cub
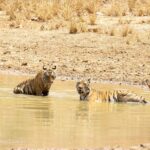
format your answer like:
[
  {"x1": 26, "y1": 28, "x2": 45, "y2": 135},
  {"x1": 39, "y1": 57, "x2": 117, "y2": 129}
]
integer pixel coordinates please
[
  {"x1": 76, "y1": 79, "x2": 147, "y2": 103},
  {"x1": 13, "y1": 65, "x2": 56, "y2": 96}
]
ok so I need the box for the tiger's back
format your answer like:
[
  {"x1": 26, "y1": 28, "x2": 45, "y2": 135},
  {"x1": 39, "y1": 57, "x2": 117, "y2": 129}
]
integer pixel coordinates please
[
  {"x1": 13, "y1": 78, "x2": 36, "y2": 95},
  {"x1": 89, "y1": 89, "x2": 147, "y2": 103}
]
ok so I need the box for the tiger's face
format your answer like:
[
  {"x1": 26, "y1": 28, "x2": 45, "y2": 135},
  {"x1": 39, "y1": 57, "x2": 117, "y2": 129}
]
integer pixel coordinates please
[
  {"x1": 42, "y1": 65, "x2": 56, "y2": 84},
  {"x1": 76, "y1": 79, "x2": 91, "y2": 100}
]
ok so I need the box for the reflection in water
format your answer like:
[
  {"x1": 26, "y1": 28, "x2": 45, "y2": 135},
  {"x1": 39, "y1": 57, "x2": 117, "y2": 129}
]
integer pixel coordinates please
[
  {"x1": 22, "y1": 100, "x2": 53, "y2": 123},
  {"x1": 0, "y1": 74, "x2": 150, "y2": 150},
  {"x1": 76, "y1": 101, "x2": 90, "y2": 121}
]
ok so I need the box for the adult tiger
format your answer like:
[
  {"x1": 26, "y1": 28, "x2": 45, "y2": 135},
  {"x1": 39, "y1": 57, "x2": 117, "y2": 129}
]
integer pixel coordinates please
[
  {"x1": 13, "y1": 65, "x2": 56, "y2": 96},
  {"x1": 76, "y1": 79, "x2": 148, "y2": 103}
]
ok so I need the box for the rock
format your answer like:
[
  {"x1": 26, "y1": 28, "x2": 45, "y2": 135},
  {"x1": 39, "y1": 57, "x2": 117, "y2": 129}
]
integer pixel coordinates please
[
  {"x1": 7, "y1": 65, "x2": 11, "y2": 68},
  {"x1": 3, "y1": 51, "x2": 11, "y2": 55},
  {"x1": 82, "y1": 60, "x2": 88, "y2": 63},
  {"x1": 31, "y1": 16, "x2": 39, "y2": 21},
  {"x1": 0, "y1": 59, "x2": 7, "y2": 62},
  {"x1": 21, "y1": 62, "x2": 28, "y2": 66},
  {"x1": 140, "y1": 143, "x2": 150, "y2": 148}
]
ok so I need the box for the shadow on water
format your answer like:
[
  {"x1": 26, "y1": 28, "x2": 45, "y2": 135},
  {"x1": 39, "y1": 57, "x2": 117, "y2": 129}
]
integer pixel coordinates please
[{"x1": 0, "y1": 73, "x2": 150, "y2": 149}]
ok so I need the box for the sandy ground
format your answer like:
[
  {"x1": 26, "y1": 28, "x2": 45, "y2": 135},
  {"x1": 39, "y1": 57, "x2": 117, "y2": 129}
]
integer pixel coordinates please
[
  {"x1": 0, "y1": 28, "x2": 150, "y2": 85},
  {"x1": 0, "y1": 16, "x2": 150, "y2": 86}
]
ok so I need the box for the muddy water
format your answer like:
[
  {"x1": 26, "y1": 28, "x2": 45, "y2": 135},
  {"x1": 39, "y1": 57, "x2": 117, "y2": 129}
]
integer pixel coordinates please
[{"x1": 0, "y1": 73, "x2": 150, "y2": 150}]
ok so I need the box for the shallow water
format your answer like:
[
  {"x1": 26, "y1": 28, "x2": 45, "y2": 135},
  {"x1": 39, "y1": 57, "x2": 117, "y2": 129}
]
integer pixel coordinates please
[{"x1": 0, "y1": 73, "x2": 150, "y2": 150}]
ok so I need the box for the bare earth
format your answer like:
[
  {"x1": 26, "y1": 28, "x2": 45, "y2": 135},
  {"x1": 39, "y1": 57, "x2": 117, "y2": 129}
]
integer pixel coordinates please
[{"x1": 0, "y1": 19, "x2": 150, "y2": 85}]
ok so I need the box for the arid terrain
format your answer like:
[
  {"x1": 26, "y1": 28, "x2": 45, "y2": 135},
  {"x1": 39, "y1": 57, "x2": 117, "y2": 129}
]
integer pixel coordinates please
[
  {"x1": 0, "y1": 0, "x2": 150, "y2": 85},
  {"x1": 0, "y1": 17, "x2": 150, "y2": 85}
]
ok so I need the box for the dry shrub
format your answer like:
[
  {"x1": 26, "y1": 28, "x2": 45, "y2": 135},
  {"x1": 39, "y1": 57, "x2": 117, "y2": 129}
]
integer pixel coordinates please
[
  {"x1": 133, "y1": 0, "x2": 150, "y2": 16},
  {"x1": 69, "y1": 21, "x2": 88, "y2": 33},
  {"x1": 29, "y1": 0, "x2": 98, "y2": 22},
  {"x1": 102, "y1": 25, "x2": 134, "y2": 37},
  {"x1": 88, "y1": 27, "x2": 100, "y2": 33},
  {"x1": 128, "y1": 0, "x2": 137, "y2": 12},
  {"x1": 69, "y1": 21, "x2": 78, "y2": 34},
  {"x1": 126, "y1": 0, "x2": 150, "y2": 16},
  {"x1": 62, "y1": 3, "x2": 73, "y2": 21},
  {"x1": 2, "y1": 0, "x2": 150, "y2": 23},
  {"x1": 126, "y1": 31, "x2": 141, "y2": 44},
  {"x1": 121, "y1": 25, "x2": 133, "y2": 37},
  {"x1": 102, "y1": 0, "x2": 150, "y2": 16},
  {"x1": 103, "y1": 1, "x2": 128, "y2": 16},
  {"x1": 78, "y1": 22, "x2": 88, "y2": 32},
  {"x1": 102, "y1": 26, "x2": 116, "y2": 36},
  {"x1": 75, "y1": 0, "x2": 85, "y2": 17},
  {"x1": 2, "y1": 0, "x2": 61, "y2": 21},
  {"x1": 0, "y1": 0, "x2": 5, "y2": 10},
  {"x1": 118, "y1": 18, "x2": 132, "y2": 24},
  {"x1": 89, "y1": 14, "x2": 97, "y2": 25},
  {"x1": 110, "y1": 27, "x2": 116, "y2": 36},
  {"x1": 34, "y1": 1, "x2": 60, "y2": 22},
  {"x1": 85, "y1": 1, "x2": 98, "y2": 14}
]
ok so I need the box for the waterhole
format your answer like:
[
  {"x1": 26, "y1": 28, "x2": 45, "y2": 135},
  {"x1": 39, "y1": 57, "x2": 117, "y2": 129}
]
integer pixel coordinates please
[{"x1": 0, "y1": 73, "x2": 150, "y2": 150}]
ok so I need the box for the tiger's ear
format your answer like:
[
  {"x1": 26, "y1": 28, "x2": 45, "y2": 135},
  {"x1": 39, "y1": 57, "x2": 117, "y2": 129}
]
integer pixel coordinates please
[
  {"x1": 43, "y1": 65, "x2": 47, "y2": 70},
  {"x1": 52, "y1": 65, "x2": 57, "y2": 70},
  {"x1": 87, "y1": 78, "x2": 91, "y2": 85},
  {"x1": 76, "y1": 81, "x2": 79, "y2": 86}
]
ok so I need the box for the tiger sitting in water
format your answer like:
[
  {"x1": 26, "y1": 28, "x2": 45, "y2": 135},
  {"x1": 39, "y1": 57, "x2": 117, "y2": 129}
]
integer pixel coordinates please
[
  {"x1": 13, "y1": 65, "x2": 56, "y2": 96},
  {"x1": 76, "y1": 79, "x2": 148, "y2": 103}
]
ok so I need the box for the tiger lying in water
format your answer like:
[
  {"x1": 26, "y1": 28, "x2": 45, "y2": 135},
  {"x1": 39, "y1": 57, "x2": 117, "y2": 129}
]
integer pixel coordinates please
[
  {"x1": 76, "y1": 79, "x2": 148, "y2": 103},
  {"x1": 13, "y1": 65, "x2": 56, "y2": 96}
]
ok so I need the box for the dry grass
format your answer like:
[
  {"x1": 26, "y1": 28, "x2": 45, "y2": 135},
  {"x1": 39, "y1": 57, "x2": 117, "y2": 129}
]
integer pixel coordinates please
[
  {"x1": 133, "y1": 0, "x2": 150, "y2": 16},
  {"x1": 69, "y1": 21, "x2": 78, "y2": 34},
  {"x1": 110, "y1": 27, "x2": 115, "y2": 36},
  {"x1": 121, "y1": 25, "x2": 132, "y2": 37},
  {"x1": 89, "y1": 14, "x2": 97, "y2": 25},
  {"x1": 100, "y1": 25, "x2": 135, "y2": 37},
  {"x1": 118, "y1": 18, "x2": 132, "y2": 24},
  {"x1": 102, "y1": 1, "x2": 128, "y2": 16},
  {"x1": 128, "y1": 0, "x2": 137, "y2": 12},
  {"x1": 126, "y1": 31, "x2": 141, "y2": 44},
  {"x1": 0, "y1": 0, "x2": 100, "y2": 21},
  {"x1": 1, "y1": 0, "x2": 150, "y2": 21},
  {"x1": 0, "y1": 0, "x2": 150, "y2": 33},
  {"x1": 78, "y1": 22, "x2": 88, "y2": 32},
  {"x1": 102, "y1": 0, "x2": 150, "y2": 16}
]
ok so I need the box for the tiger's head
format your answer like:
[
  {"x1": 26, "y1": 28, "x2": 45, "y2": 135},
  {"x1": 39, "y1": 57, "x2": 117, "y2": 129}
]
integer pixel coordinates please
[
  {"x1": 42, "y1": 65, "x2": 56, "y2": 84},
  {"x1": 76, "y1": 79, "x2": 91, "y2": 101}
]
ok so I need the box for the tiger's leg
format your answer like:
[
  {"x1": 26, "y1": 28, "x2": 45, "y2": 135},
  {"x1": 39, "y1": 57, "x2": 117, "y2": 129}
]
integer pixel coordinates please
[
  {"x1": 35, "y1": 87, "x2": 43, "y2": 96},
  {"x1": 13, "y1": 81, "x2": 26, "y2": 94},
  {"x1": 42, "y1": 90, "x2": 49, "y2": 96},
  {"x1": 14, "y1": 80, "x2": 36, "y2": 95},
  {"x1": 117, "y1": 92, "x2": 147, "y2": 103},
  {"x1": 13, "y1": 86, "x2": 24, "y2": 94}
]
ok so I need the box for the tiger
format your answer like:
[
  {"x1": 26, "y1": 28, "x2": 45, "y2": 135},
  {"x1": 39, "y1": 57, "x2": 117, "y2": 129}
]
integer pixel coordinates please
[
  {"x1": 76, "y1": 79, "x2": 148, "y2": 104},
  {"x1": 13, "y1": 65, "x2": 56, "y2": 96}
]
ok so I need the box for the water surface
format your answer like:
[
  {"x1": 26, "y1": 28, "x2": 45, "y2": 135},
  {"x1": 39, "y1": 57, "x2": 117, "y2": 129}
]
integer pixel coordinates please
[{"x1": 0, "y1": 73, "x2": 150, "y2": 150}]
